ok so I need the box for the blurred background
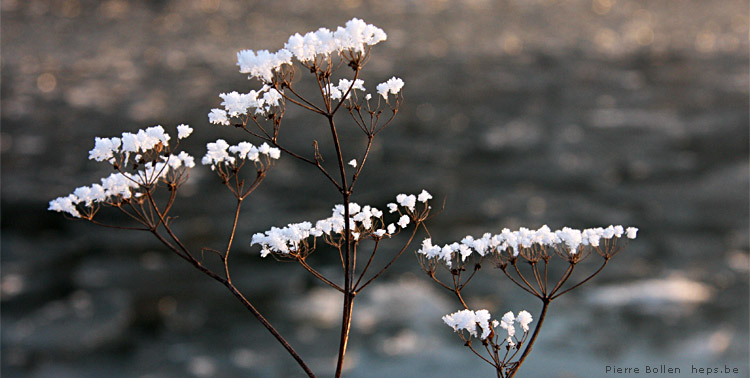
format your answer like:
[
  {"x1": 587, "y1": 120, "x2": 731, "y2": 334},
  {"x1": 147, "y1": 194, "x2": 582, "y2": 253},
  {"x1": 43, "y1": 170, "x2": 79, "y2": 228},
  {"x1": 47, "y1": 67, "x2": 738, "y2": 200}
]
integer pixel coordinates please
[{"x1": 2, "y1": 0, "x2": 748, "y2": 377}]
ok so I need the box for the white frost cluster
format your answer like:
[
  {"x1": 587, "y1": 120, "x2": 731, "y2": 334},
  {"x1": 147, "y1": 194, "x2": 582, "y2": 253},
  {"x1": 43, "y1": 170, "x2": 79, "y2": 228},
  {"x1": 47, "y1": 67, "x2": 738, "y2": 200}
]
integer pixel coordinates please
[
  {"x1": 208, "y1": 86, "x2": 285, "y2": 125},
  {"x1": 418, "y1": 225, "x2": 638, "y2": 265},
  {"x1": 176, "y1": 124, "x2": 193, "y2": 139},
  {"x1": 201, "y1": 139, "x2": 280, "y2": 170},
  {"x1": 442, "y1": 309, "x2": 533, "y2": 344},
  {"x1": 387, "y1": 189, "x2": 431, "y2": 213},
  {"x1": 48, "y1": 153, "x2": 195, "y2": 218},
  {"x1": 328, "y1": 78, "x2": 366, "y2": 100},
  {"x1": 376, "y1": 77, "x2": 405, "y2": 99},
  {"x1": 442, "y1": 309, "x2": 494, "y2": 340},
  {"x1": 51, "y1": 125, "x2": 197, "y2": 218},
  {"x1": 237, "y1": 49, "x2": 293, "y2": 83},
  {"x1": 88, "y1": 125, "x2": 176, "y2": 163},
  {"x1": 238, "y1": 18, "x2": 386, "y2": 83},
  {"x1": 251, "y1": 191, "x2": 431, "y2": 258},
  {"x1": 212, "y1": 19, "x2": 403, "y2": 124},
  {"x1": 284, "y1": 18, "x2": 387, "y2": 62},
  {"x1": 497, "y1": 310, "x2": 534, "y2": 346}
]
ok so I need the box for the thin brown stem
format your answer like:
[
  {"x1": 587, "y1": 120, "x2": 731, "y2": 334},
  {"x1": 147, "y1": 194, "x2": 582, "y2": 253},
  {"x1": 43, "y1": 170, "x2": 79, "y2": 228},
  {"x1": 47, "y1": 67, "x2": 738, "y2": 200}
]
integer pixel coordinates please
[
  {"x1": 223, "y1": 199, "x2": 243, "y2": 284},
  {"x1": 354, "y1": 239, "x2": 380, "y2": 289},
  {"x1": 512, "y1": 262, "x2": 543, "y2": 298},
  {"x1": 501, "y1": 267, "x2": 541, "y2": 297},
  {"x1": 506, "y1": 300, "x2": 550, "y2": 378},
  {"x1": 355, "y1": 223, "x2": 420, "y2": 292},
  {"x1": 548, "y1": 263, "x2": 575, "y2": 297},
  {"x1": 551, "y1": 259, "x2": 609, "y2": 300},
  {"x1": 144, "y1": 200, "x2": 315, "y2": 377},
  {"x1": 299, "y1": 258, "x2": 344, "y2": 292}
]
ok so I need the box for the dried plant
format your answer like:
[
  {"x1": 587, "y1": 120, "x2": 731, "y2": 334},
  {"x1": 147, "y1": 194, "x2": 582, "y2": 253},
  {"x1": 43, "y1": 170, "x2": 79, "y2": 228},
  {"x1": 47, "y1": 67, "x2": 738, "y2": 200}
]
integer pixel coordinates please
[
  {"x1": 48, "y1": 18, "x2": 637, "y2": 377},
  {"x1": 417, "y1": 225, "x2": 637, "y2": 377}
]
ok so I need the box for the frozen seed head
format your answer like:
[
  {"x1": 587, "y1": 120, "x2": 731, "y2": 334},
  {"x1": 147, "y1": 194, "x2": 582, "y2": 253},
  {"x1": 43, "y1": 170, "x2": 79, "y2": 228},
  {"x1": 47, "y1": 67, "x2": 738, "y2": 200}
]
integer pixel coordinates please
[
  {"x1": 395, "y1": 193, "x2": 416, "y2": 211},
  {"x1": 236, "y1": 49, "x2": 293, "y2": 83},
  {"x1": 376, "y1": 77, "x2": 404, "y2": 99},
  {"x1": 176, "y1": 124, "x2": 193, "y2": 139},
  {"x1": 201, "y1": 140, "x2": 280, "y2": 170},
  {"x1": 417, "y1": 224, "x2": 638, "y2": 264},
  {"x1": 238, "y1": 18, "x2": 386, "y2": 83},
  {"x1": 208, "y1": 108, "x2": 230, "y2": 126},
  {"x1": 442, "y1": 309, "x2": 496, "y2": 340},
  {"x1": 417, "y1": 189, "x2": 432, "y2": 203},
  {"x1": 251, "y1": 191, "x2": 432, "y2": 257},
  {"x1": 516, "y1": 310, "x2": 533, "y2": 332},
  {"x1": 88, "y1": 125, "x2": 180, "y2": 163}
]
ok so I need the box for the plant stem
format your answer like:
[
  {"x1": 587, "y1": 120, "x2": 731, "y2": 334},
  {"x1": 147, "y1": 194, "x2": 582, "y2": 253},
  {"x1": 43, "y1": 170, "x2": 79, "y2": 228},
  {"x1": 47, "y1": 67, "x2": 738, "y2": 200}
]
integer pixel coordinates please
[
  {"x1": 326, "y1": 112, "x2": 354, "y2": 378},
  {"x1": 506, "y1": 300, "x2": 550, "y2": 378}
]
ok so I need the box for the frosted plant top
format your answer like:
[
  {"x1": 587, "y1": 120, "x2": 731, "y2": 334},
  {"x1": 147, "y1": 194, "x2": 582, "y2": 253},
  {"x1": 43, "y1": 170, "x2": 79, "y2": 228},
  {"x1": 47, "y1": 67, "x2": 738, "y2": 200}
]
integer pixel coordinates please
[
  {"x1": 201, "y1": 139, "x2": 280, "y2": 171},
  {"x1": 442, "y1": 309, "x2": 533, "y2": 343},
  {"x1": 419, "y1": 224, "x2": 638, "y2": 267},
  {"x1": 251, "y1": 190, "x2": 431, "y2": 258},
  {"x1": 49, "y1": 125, "x2": 196, "y2": 218},
  {"x1": 237, "y1": 18, "x2": 387, "y2": 82}
]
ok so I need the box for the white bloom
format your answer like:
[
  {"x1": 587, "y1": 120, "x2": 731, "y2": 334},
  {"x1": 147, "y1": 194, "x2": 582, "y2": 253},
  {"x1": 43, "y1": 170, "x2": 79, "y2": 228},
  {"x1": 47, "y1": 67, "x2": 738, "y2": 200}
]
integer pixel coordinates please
[
  {"x1": 556, "y1": 227, "x2": 583, "y2": 253},
  {"x1": 387, "y1": 203, "x2": 398, "y2": 213},
  {"x1": 397, "y1": 215, "x2": 410, "y2": 228},
  {"x1": 417, "y1": 189, "x2": 432, "y2": 203},
  {"x1": 336, "y1": 78, "x2": 366, "y2": 99},
  {"x1": 177, "y1": 151, "x2": 195, "y2": 168},
  {"x1": 236, "y1": 48, "x2": 293, "y2": 82},
  {"x1": 88, "y1": 137, "x2": 121, "y2": 162},
  {"x1": 442, "y1": 309, "x2": 478, "y2": 337},
  {"x1": 602, "y1": 225, "x2": 616, "y2": 239},
  {"x1": 48, "y1": 194, "x2": 81, "y2": 218},
  {"x1": 348, "y1": 159, "x2": 357, "y2": 168},
  {"x1": 208, "y1": 108, "x2": 230, "y2": 126},
  {"x1": 396, "y1": 193, "x2": 416, "y2": 211},
  {"x1": 374, "y1": 229, "x2": 386, "y2": 237},
  {"x1": 474, "y1": 309, "x2": 493, "y2": 339},
  {"x1": 501, "y1": 311, "x2": 515, "y2": 326},
  {"x1": 442, "y1": 309, "x2": 495, "y2": 340},
  {"x1": 176, "y1": 124, "x2": 193, "y2": 139},
  {"x1": 262, "y1": 88, "x2": 283, "y2": 108},
  {"x1": 387, "y1": 223, "x2": 396, "y2": 234},
  {"x1": 626, "y1": 227, "x2": 638, "y2": 239},
  {"x1": 202, "y1": 139, "x2": 232, "y2": 166},
  {"x1": 376, "y1": 77, "x2": 404, "y2": 99},
  {"x1": 516, "y1": 310, "x2": 533, "y2": 332}
]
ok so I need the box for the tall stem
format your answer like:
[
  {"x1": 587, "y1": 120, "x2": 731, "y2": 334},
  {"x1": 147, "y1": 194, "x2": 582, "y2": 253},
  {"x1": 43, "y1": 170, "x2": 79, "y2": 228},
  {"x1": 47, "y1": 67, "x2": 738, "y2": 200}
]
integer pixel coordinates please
[
  {"x1": 327, "y1": 113, "x2": 354, "y2": 378},
  {"x1": 506, "y1": 300, "x2": 550, "y2": 378}
]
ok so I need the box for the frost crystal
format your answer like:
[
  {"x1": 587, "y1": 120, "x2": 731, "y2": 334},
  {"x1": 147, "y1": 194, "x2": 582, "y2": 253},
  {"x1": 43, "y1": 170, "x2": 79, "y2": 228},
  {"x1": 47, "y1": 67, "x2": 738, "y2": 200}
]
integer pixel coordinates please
[
  {"x1": 442, "y1": 309, "x2": 497, "y2": 340},
  {"x1": 251, "y1": 191, "x2": 431, "y2": 257},
  {"x1": 177, "y1": 124, "x2": 193, "y2": 139},
  {"x1": 418, "y1": 224, "x2": 638, "y2": 263},
  {"x1": 376, "y1": 77, "x2": 405, "y2": 99}
]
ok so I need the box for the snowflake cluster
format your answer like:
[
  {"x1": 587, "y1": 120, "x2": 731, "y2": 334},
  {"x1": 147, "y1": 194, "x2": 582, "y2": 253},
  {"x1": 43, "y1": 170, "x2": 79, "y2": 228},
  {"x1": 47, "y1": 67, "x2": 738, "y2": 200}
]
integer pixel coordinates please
[
  {"x1": 210, "y1": 19, "x2": 404, "y2": 127},
  {"x1": 442, "y1": 309, "x2": 533, "y2": 345},
  {"x1": 236, "y1": 18, "x2": 387, "y2": 84},
  {"x1": 418, "y1": 225, "x2": 638, "y2": 267},
  {"x1": 208, "y1": 86, "x2": 284, "y2": 126},
  {"x1": 88, "y1": 125, "x2": 191, "y2": 163},
  {"x1": 497, "y1": 310, "x2": 533, "y2": 347},
  {"x1": 251, "y1": 191, "x2": 431, "y2": 258},
  {"x1": 201, "y1": 139, "x2": 280, "y2": 171},
  {"x1": 376, "y1": 77, "x2": 405, "y2": 99},
  {"x1": 49, "y1": 125, "x2": 196, "y2": 218},
  {"x1": 442, "y1": 309, "x2": 495, "y2": 339},
  {"x1": 327, "y1": 78, "x2": 366, "y2": 101}
]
